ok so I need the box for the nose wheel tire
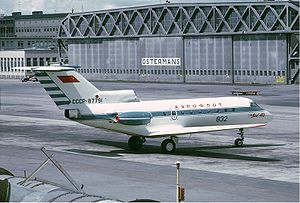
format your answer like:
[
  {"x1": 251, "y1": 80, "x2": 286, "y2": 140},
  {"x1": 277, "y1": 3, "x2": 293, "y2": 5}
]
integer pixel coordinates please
[
  {"x1": 128, "y1": 136, "x2": 144, "y2": 150},
  {"x1": 161, "y1": 139, "x2": 176, "y2": 153},
  {"x1": 234, "y1": 138, "x2": 244, "y2": 147}
]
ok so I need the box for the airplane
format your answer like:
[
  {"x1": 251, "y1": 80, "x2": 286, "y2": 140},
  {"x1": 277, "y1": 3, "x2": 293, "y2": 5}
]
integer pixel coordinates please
[{"x1": 15, "y1": 64, "x2": 273, "y2": 153}]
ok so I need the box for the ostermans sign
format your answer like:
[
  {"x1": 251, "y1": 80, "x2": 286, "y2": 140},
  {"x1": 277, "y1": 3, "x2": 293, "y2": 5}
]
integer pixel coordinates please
[{"x1": 142, "y1": 58, "x2": 181, "y2": 66}]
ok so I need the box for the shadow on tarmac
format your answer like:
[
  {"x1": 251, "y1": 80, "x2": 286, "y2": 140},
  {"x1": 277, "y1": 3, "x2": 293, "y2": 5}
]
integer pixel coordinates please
[{"x1": 66, "y1": 139, "x2": 283, "y2": 162}]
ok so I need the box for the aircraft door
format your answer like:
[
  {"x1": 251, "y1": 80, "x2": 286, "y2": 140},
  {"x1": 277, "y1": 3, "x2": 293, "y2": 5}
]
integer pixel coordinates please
[{"x1": 170, "y1": 110, "x2": 178, "y2": 120}]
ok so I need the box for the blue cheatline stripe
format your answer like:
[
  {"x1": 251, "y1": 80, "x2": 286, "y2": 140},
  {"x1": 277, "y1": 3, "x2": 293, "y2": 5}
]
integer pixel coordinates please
[
  {"x1": 35, "y1": 72, "x2": 48, "y2": 77},
  {"x1": 54, "y1": 101, "x2": 71, "y2": 106},
  {"x1": 49, "y1": 94, "x2": 68, "y2": 98},
  {"x1": 76, "y1": 107, "x2": 264, "y2": 121},
  {"x1": 39, "y1": 80, "x2": 55, "y2": 84},
  {"x1": 44, "y1": 87, "x2": 61, "y2": 91}
]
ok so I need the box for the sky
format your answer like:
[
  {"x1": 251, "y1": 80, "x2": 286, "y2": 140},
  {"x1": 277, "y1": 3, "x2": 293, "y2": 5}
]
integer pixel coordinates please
[{"x1": 0, "y1": 0, "x2": 267, "y2": 16}]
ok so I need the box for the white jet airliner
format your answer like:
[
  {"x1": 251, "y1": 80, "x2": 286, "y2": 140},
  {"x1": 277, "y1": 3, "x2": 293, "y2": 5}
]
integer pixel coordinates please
[{"x1": 19, "y1": 65, "x2": 273, "y2": 153}]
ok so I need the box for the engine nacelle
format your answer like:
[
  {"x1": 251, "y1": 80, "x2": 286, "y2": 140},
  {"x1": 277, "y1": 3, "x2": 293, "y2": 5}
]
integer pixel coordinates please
[
  {"x1": 64, "y1": 109, "x2": 80, "y2": 119},
  {"x1": 116, "y1": 112, "x2": 152, "y2": 125}
]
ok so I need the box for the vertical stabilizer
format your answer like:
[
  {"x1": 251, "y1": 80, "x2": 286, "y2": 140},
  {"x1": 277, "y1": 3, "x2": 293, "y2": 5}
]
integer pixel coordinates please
[{"x1": 34, "y1": 67, "x2": 99, "y2": 109}]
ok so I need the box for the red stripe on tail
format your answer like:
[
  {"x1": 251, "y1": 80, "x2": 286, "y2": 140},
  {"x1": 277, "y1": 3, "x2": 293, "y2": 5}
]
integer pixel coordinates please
[{"x1": 58, "y1": 76, "x2": 80, "y2": 83}]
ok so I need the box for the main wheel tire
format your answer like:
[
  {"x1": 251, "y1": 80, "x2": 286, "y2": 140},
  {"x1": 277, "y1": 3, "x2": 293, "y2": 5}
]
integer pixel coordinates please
[
  {"x1": 128, "y1": 136, "x2": 143, "y2": 150},
  {"x1": 234, "y1": 138, "x2": 244, "y2": 147},
  {"x1": 161, "y1": 139, "x2": 176, "y2": 153}
]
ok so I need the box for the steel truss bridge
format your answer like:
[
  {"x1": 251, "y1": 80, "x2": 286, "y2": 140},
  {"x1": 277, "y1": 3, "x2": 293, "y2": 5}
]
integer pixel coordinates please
[{"x1": 58, "y1": 1, "x2": 299, "y2": 84}]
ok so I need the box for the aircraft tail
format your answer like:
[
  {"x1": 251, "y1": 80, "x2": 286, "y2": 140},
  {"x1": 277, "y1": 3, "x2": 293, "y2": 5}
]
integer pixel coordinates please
[
  {"x1": 33, "y1": 66, "x2": 138, "y2": 110},
  {"x1": 34, "y1": 67, "x2": 99, "y2": 109}
]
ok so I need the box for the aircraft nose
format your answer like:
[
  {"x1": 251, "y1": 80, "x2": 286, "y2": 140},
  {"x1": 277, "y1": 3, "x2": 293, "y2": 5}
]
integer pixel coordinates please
[{"x1": 265, "y1": 110, "x2": 273, "y2": 123}]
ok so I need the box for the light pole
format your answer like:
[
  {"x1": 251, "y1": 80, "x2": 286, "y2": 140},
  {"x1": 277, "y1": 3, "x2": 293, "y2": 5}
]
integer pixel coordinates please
[{"x1": 176, "y1": 161, "x2": 180, "y2": 203}]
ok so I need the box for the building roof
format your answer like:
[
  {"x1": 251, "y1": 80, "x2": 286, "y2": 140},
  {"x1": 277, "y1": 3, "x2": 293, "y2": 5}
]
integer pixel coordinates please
[
  {"x1": 3, "y1": 11, "x2": 68, "y2": 20},
  {"x1": 58, "y1": 1, "x2": 299, "y2": 39}
]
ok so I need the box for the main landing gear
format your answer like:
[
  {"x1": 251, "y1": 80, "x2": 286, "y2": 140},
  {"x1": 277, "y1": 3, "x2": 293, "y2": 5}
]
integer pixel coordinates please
[
  {"x1": 234, "y1": 128, "x2": 244, "y2": 147},
  {"x1": 128, "y1": 136, "x2": 178, "y2": 153},
  {"x1": 128, "y1": 136, "x2": 146, "y2": 150},
  {"x1": 161, "y1": 137, "x2": 177, "y2": 154}
]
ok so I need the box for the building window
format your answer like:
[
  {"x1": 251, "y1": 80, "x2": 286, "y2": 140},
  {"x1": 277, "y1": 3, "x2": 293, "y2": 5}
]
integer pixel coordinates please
[
  {"x1": 26, "y1": 58, "x2": 31, "y2": 66},
  {"x1": 46, "y1": 57, "x2": 50, "y2": 65},
  {"x1": 33, "y1": 58, "x2": 38, "y2": 66},
  {"x1": 0, "y1": 58, "x2": 3, "y2": 72},
  {"x1": 39, "y1": 58, "x2": 44, "y2": 66},
  {"x1": 17, "y1": 41, "x2": 23, "y2": 48}
]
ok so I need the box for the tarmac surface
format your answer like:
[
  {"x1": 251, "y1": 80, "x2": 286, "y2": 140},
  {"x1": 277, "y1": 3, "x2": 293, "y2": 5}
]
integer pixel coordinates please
[{"x1": 0, "y1": 79, "x2": 299, "y2": 202}]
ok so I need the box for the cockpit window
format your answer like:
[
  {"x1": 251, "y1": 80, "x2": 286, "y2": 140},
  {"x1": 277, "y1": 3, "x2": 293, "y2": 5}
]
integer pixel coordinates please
[{"x1": 250, "y1": 102, "x2": 262, "y2": 110}]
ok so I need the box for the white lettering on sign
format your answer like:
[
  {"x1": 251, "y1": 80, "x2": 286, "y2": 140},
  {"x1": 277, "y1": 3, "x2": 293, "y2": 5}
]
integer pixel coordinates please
[{"x1": 141, "y1": 58, "x2": 181, "y2": 66}]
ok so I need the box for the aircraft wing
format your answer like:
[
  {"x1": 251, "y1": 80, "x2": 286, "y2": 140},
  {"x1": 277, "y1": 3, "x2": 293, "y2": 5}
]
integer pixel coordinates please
[
  {"x1": 11, "y1": 66, "x2": 34, "y2": 71},
  {"x1": 12, "y1": 66, "x2": 75, "y2": 71},
  {"x1": 147, "y1": 123, "x2": 266, "y2": 137}
]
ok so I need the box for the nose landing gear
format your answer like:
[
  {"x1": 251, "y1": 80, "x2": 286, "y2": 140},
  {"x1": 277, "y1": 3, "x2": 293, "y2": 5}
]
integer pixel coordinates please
[{"x1": 234, "y1": 128, "x2": 244, "y2": 147}]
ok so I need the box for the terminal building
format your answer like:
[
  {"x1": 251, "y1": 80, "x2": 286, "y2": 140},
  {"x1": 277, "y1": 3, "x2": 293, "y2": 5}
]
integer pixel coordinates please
[
  {"x1": 58, "y1": 1, "x2": 299, "y2": 84},
  {"x1": 0, "y1": 11, "x2": 67, "y2": 79}
]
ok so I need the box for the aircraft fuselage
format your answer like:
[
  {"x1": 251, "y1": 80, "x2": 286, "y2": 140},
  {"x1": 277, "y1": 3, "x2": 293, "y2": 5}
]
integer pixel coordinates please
[{"x1": 70, "y1": 96, "x2": 272, "y2": 138}]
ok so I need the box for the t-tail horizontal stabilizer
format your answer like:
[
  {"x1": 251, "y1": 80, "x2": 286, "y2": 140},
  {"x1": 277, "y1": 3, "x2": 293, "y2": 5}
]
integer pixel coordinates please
[{"x1": 14, "y1": 66, "x2": 139, "y2": 109}]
